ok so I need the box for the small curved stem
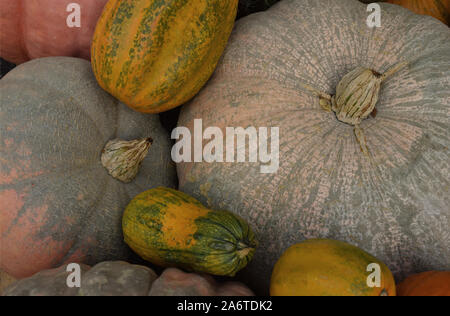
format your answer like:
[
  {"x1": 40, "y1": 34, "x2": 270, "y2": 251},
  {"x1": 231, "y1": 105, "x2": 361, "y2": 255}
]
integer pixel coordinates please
[
  {"x1": 101, "y1": 137, "x2": 153, "y2": 183},
  {"x1": 319, "y1": 97, "x2": 332, "y2": 112}
]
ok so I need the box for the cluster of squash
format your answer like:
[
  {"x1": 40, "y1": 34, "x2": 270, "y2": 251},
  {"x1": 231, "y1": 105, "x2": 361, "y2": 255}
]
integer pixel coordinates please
[{"x1": 1, "y1": 0, "x2": 449, "y2": 296}]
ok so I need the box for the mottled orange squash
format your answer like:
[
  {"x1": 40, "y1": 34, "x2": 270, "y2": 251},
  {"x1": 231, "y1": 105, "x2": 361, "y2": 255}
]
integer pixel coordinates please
[
  {"x1": 270, "y1": 239, "x2": 396, "y2": 296},
  {"x1": 91, "y1": 0, "x2": 238, "y2": 114}
]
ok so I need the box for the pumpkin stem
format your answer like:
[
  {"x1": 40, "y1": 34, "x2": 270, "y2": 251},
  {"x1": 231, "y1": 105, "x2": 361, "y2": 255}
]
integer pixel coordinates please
[
  {"x1": 331, "y1": 67, "x2": 383, "y2": 126},
  {"x1": 101, "y1": 137, "x2": 153, "y2": 183},
  {"x1": 305, "y1": 60, "x2": 410, "y2": 159},
  {"x1": 236, "y1": 241, "x2": 254, "y2": 259},
  {"x1": 319, "y1": 97, "x2": 333, "y2": 112},
  {"x1": 328, "y1": 60, "x2": 410, "y2": 157},
  {"x1": 331, "y1": 60, "x2": 409, "y2": 126}
]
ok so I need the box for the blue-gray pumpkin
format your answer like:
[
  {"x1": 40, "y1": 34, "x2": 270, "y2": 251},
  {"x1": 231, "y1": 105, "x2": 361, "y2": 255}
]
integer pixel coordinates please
[
  {"x1": 0, "y1": 57, "x2": 177, "y2": 278},
  {"x1": 177, "y1": 0, "x2": 450, "y2": 293}
]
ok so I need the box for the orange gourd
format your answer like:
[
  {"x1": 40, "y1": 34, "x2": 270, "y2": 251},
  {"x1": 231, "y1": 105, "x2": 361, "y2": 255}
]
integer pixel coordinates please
[{"x1": 397, "y1": 271, "x2": 450, "y2": 296}]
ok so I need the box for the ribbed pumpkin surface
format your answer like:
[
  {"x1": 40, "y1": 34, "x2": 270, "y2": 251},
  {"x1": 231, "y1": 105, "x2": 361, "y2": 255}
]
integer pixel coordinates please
[
  {"x1": 91, "y1": 0, "x2": 238, "y2": 114},
  {"x1": 122, "y1": 187, "x2": 257, "y2": 276},
  {"x1": 177, "y1": 0, "x2": 450, "y2": 293}
]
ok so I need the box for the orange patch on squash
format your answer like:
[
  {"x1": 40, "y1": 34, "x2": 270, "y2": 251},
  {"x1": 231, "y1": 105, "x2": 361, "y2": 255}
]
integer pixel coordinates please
[
  {"x1": 0, "y1": 189, "x2": 25, "y2": 236},
  {"x1": 0, "y1": 139, "x2": 43, "y2": 185},
  {"x1": 0, "y1": 168, "x2": 44, "y2": 185},
  {"x1": 0, "y1": 168, "x2": 19, "y2": 185},
  {"x1": 0, "y1": 200, "x2": 74, "y2": 278},
  {"x1": 160, "y1": 204, "x2": 209, "y2": 249}
]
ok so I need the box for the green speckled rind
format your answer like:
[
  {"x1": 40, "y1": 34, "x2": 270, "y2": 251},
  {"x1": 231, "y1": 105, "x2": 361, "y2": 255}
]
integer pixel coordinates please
[
  {"x1": 122, "y1": 187, "x2": 257, "y2": 276},
  {"x1": 91, "y1": 0, "x2": 238, "y2": 113},
  {"x1": 177, "y1": 0, "x2": 450, "y2": 293}
]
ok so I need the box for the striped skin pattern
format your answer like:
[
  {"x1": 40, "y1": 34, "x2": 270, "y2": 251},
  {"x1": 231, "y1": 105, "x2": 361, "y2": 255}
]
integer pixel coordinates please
[
  {"x1": 91, "y1": 0, "x2": 238, "y2": 114},
  {"x1": 177, "y1": 0, "x2": 450, "y2": 293},
  {"x1": 0, "y1": 58, "x2": 177, "y2": 278},
  {"x1": 270, "y1": 239, "x2": 396, "y2": 296},
  {"x1": 122, "y1": 187, "x2": 257, "y2": 277}
]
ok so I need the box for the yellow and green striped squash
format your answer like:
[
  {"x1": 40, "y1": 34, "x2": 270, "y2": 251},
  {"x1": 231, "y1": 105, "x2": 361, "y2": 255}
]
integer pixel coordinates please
[
  {"x1": 122, "y1": 187, "x2": 257, "y2": 277},
  {"x1": 91, "y1": 0, "x2": 238, "y2": 114}
]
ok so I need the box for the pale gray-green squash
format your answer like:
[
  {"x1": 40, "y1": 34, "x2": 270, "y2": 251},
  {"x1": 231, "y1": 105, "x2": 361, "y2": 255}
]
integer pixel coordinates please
[
  {"x1": 0, "y1": 57, "x2": 177, "y2": 279},
  {"x1": 177, "y1": 0, "x2": 450, "y2": 293},
  {"x1": 2, "y1": 262, "x2": 255, "y2": 296}
]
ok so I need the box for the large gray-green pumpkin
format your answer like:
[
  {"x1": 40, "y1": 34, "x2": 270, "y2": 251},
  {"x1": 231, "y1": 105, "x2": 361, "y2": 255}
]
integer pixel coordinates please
[
  {"x1": 0, "y1": 57, "x2": 177, "y2": 279},
  {"x1": 177, "y1": 0, "x2": 450, "y2": 293}
]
